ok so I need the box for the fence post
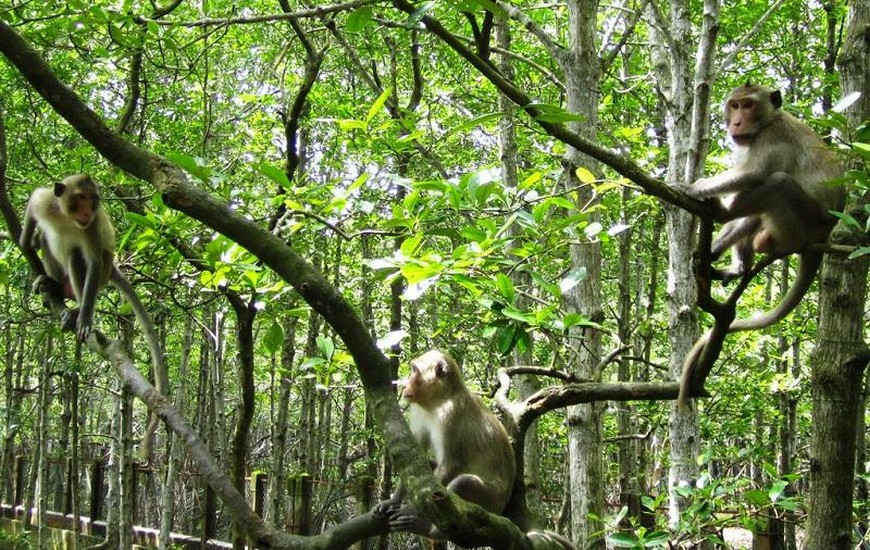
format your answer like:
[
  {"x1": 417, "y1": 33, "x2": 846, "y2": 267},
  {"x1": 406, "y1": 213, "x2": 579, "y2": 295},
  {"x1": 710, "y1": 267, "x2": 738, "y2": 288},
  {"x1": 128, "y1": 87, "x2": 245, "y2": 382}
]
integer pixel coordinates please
[
  {"x1": 251, "y1": 472, "x2": 267, "y2": 517},
  {"x1": 89, "y1": 460, "x2": 105, "y2": 520},
  {"x1": 13, "y1": 455, "x2": 26, "y2": 507}
]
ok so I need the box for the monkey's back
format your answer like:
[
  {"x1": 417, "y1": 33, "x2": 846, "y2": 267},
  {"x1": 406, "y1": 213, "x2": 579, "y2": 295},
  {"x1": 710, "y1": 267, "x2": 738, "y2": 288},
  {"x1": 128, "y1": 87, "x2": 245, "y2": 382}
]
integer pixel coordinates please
[{"x1": 760, "y1": 112, "x2": 845, "y2": 210}]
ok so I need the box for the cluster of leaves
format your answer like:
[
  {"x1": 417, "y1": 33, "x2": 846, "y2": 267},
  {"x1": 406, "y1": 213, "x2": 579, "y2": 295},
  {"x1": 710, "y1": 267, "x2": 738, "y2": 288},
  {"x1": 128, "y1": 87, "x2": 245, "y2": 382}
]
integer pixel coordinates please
[{"x1": 605, "y1": 461, "x2": 801, "y2": 548}]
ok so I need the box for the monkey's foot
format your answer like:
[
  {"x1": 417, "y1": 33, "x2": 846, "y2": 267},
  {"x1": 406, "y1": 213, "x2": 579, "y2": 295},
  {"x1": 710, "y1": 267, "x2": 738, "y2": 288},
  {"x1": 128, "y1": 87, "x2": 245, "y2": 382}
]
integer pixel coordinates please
[
  {"x1": 387, "y1": 512, "x2": 434, "y2": 537},
  {"x1": 60, "y1": 309, "x2": 80, "y2": 334}
]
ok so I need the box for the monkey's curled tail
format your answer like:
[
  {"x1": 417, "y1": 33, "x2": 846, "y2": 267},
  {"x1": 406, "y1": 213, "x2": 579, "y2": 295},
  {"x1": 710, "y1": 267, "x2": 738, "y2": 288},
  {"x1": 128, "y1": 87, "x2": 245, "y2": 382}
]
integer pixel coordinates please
[
  {"x1": 728, "y1": 250, "x2": 823, "y2": 333},
  {"x1": 111, "y1": 267, "x2": 168, "y2": 460},
  {"x1": 677, "y1": 250, "x2": 823, "y2": 408}
]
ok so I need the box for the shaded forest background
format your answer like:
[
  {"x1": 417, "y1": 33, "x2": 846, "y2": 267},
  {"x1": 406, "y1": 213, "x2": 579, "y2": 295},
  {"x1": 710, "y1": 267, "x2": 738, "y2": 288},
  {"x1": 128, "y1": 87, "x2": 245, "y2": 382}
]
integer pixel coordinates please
[{"x1": 0, "y1": 0, "x2": 869, "y2": 549}]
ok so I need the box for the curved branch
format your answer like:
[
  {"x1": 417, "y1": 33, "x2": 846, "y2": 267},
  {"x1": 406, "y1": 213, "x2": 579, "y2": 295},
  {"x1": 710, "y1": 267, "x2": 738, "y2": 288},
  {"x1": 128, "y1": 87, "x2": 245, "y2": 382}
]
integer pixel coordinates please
[{"x1": 391, "y1": 0, "x2": 707, "y2": 216}]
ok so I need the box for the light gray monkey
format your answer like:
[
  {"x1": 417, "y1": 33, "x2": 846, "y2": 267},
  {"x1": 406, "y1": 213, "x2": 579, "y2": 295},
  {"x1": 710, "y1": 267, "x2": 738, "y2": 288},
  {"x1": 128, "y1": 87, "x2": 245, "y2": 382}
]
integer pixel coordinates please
[{"x1": 677, "y1": 84, "x2": 845, "y2": 406}]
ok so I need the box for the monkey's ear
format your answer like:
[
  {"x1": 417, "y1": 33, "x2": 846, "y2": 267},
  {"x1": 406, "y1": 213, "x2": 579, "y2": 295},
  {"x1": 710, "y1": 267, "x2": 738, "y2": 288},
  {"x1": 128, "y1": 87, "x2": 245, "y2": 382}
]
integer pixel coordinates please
[
  {"x1": 744, "y1": 80, "x2": 753, "y2": 88},
  {"x1": 434, "y1": 358, "x2": 449, "y2": 378},
  {"x1": 53, "y1": 182, "x2": 66, "y2": 197},
  {"x1": 770, "y1": 90, "x2": 783, "y2": 109}
]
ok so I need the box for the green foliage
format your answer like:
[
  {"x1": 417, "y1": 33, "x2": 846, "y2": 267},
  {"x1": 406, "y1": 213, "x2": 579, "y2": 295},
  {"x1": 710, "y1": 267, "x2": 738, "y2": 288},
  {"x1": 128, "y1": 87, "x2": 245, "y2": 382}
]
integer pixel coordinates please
[
  {"x1": 0, "y1": 529, "x2": 29, "y2": 550},
  {"x1": 0, "y1": 0, "x2": 862, "y2": 544}
]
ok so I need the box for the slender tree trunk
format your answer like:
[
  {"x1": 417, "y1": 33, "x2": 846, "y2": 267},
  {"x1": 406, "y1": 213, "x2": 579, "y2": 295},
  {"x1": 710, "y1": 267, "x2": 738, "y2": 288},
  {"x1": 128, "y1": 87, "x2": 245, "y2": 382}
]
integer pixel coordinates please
[
  {"x1": 561, "y1": 1, "x2": 604, "y2": 547},
  {"x1": 33, "y1": 342, "x2": 51, "y2": 547},
  {"x1": 160, "y1": 314, "x2": 193, "y2": 549},
  {"x1": 647, "y1": 0, "x2": 719, "y2": 529},
  {"x1": 228, "y1": 296, "x2": 256, "y2": 550},
  {"x1": 1, "y1": 293, "x2": 26, "y2": 505},
  {"x1": 495, "y1": 8, "x2": 544, "y2": 528},
  {"x1": 119, "y1": 385, "x2": 135, "y2": 550},
  {"x1": 616, "y1": 187, "x2": 644, "y2": 523},
  {"x1": 805, "y1": 1, "x2": 870, "y2": 547},
  {"x1": 267, "y1": 310, "x2": 299, "y2": 528}
]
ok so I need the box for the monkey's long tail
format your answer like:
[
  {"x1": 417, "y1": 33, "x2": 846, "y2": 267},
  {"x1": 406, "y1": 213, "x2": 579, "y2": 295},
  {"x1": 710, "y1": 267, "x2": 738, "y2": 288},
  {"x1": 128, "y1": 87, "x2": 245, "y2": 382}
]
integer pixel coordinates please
[
  {"x1": 727, "y1": 250, "x2": 823, "y2": 333},
  {"x1": 677, "y1": 332, "x2": 710, "y2": 408},
  {"x1": 111, "y1": 266, "x2": 168, "y2": 460},
  {"x1": 678, "y1": 250, "x2": 823, "y2": 408}
]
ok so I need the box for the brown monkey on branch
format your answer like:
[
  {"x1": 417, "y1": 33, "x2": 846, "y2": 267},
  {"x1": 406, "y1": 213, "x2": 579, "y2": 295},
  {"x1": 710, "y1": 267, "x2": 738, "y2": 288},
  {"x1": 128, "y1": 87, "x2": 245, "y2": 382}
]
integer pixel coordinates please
[
  {"x1": 20, "y1": 174, "x2": 168, "y2": 453},
  {"x1": 376, "y1": 349, "x2": 516, "y2": 540},
  {"x1": 677, "y1": 84, "x2": 845, "y2": 405},
  {"x1": 376, "y1": 350, "x2": 574, "y2": 549}
]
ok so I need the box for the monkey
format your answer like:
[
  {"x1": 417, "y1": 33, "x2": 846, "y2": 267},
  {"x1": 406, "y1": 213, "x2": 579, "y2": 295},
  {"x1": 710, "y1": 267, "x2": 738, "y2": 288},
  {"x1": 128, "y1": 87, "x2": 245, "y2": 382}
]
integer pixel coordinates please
[
  {"x1": 376, "y1": 349, "x2": 516, "y2": 541},
  {"x1": 375, "y1": 350, "x2": 576, "y2": 549},
  {"x1": 21, "y1": 174, "x2": 114, "y2": 340},
  {"x1": 677, "y1": 83, "x2": 845, "y2": 406},
  {"x1": 19, "y1": 174, "x2": 168, "y2": 453}
]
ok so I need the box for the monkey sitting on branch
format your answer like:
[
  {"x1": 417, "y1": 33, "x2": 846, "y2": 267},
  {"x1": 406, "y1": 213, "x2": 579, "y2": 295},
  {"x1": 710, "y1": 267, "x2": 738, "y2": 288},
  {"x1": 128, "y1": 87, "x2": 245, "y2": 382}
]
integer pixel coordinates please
[
  {"x1": 375, "y1": 349, "x2": 574, "y2": 549},
  {"x1": 20, "y1": 173, "x2": 168, "y2": 455},
  {"x1": 677, "y1": 83, "x2": 846, "y2": 406}
]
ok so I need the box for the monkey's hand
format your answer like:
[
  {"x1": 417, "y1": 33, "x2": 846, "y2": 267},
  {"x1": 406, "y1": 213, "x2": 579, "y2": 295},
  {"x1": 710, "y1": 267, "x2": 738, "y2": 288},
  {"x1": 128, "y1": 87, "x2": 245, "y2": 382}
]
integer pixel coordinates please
[
  {"x1": 383, "y1": 505, "x2": 438, "y2": 537},
  {"x1": 372, "y1": 498, "x2": 401, "y2": 523},
  {"x1": 33, "y1": 274, "x2": 65, "y2": 301},
  {"x1": 674, "y1": 182, "x2": 707, "y2": 200},
  {"x1": 59, "y1": 309, "x2": 78, "y2": 334},
  {"x1": 76, "y1": 316, "x2": 94, "y2": 341}
]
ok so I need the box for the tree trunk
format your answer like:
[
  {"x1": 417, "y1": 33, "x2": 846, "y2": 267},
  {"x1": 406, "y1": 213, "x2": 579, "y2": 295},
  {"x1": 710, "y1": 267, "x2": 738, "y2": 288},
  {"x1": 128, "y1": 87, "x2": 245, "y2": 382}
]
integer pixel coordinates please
[
  {"x1": 228, "y1": 296, "x2": 256, "y2": 549},
  {"x1": 561, "y1": 1, "x2": 604, "y2": 547},
  {"x1": 804, "y1": 1, "x2": 870, "y2": 546},
  {"x1": 646, "y1": 0, "x2": 719, "y2": 528},
  {"x1": 160, "y1": 315, "x2": 192, "y2": 549}
]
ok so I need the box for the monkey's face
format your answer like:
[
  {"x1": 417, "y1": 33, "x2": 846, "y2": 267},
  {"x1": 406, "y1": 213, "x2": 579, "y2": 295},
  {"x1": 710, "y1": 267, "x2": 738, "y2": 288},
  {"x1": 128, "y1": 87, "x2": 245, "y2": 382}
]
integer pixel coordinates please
[
  {"x1": 725, "y1": 97, "x2": 763, "y2": 146},
  {"x1": 66, "y1": 191, "x2": 100, "y2": 228},
  {"x1": 54, "y1": 175, "x2": 102, "y2": 228},
  {"x1": 402, "y1": 350, "x2": 456, "y2": 408},
  {"x1": 402, "y1": 362, "x2": 431, "y2": 404},
  {"x1": 724, "y1": 85, "x2": 780, "y2": 147}
]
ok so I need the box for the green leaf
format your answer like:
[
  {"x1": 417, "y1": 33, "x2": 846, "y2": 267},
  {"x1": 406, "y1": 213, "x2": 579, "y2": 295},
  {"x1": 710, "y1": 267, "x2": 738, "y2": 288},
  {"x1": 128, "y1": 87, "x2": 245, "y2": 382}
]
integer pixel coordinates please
[
  {"x1": 768, "y1": 480, "x2": 788, "y2": 502},
  {"x1": 346, "y1": 6, "x2": 373, "y2": 32},
  {"x1": 495, "y1": 273, "x2": 515, "y2": 302},
  {"x1": 400, "y1": 235, "x2": 422, "y2": 256},
  {"x1": 496, "y1": 324, "x2": 517, "y2": 355},
  {"x1": 257, "y1": 163, "x2": 291, "y2": 191},
  {"x1": 642, "y1": 532, "x2": 670, "y2": 547},
  {"x1": 460, "y1": 225, "x2": 487, "y2": 242},
  {"x1": 502, "y1": 306, "x2": 534, "y2": 324},
  {"x1": 447, "y1": 112, "x2": 504, "y2": 136},
  {"x1": 126, "y1": 212, "x2": 156, "y2": 230},
  {"x1": 263, "y1": 321, "x2": 284, "y2": 354},
  {"x1": 575, "y1": 167, "x2": 596, "y2": 184},
  {"x1": 607, "y1": 533, "x2": 639, "y2": 548},
  {"x1": 347, "y1": 172, "x2": 369, "y2": 195},
  {"x1": 401, "y1": 263, "x2": 443, "y2": 284},
  {"x1": 316, "y1": 336, "x2": 335, "y2": 361},
  {"x1": 337, "y1": 119, "x2": 367, "y2": 132},
  {"x1": 366, "y1": 89, "x2": 391, "y2": 124},
  {"x1": 774, "y1": 497, "x2": 802, "y2": 512}
]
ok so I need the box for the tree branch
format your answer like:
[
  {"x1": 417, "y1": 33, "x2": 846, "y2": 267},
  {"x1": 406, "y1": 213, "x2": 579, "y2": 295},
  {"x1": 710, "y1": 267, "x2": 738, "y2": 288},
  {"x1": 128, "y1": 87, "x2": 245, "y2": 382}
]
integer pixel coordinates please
[{"x1": 390, "y1": 0, "x2": 706, "y2": 216}]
